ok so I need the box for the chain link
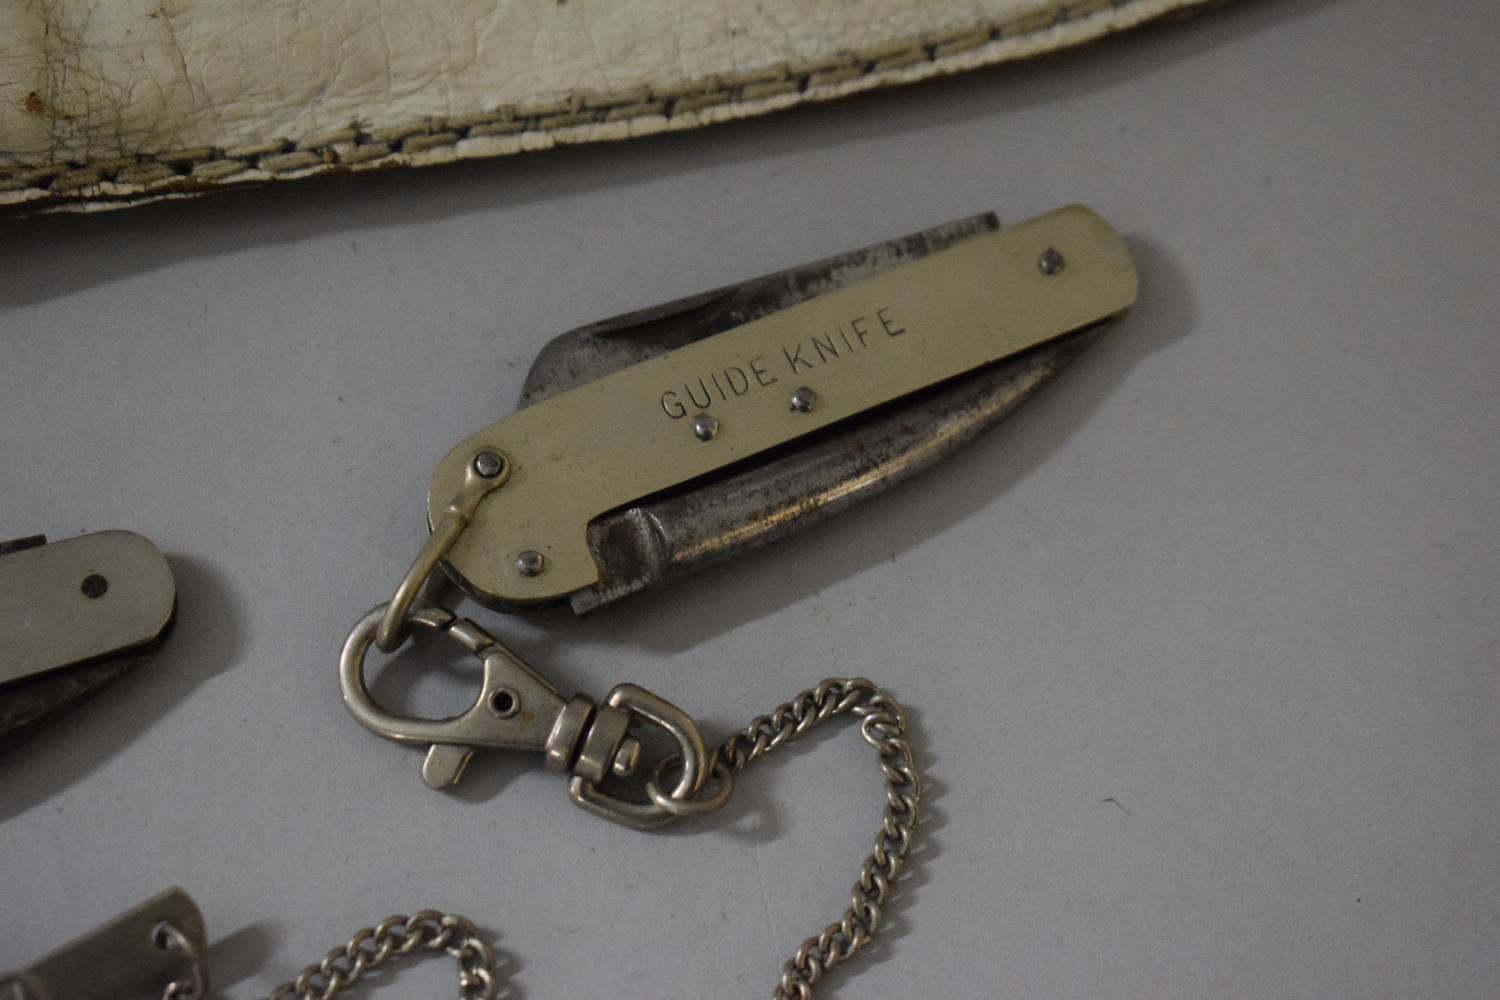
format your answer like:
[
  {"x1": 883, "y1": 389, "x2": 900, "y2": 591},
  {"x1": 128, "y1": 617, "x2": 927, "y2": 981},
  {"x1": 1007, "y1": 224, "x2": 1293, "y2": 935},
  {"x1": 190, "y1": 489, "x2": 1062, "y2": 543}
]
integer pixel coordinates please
[
  {"x1": 275, "y1": 676, "x2": 919, "y2": 1000},
  {"x1": 715, "y1": 677, "x2": 922, "y2": 1000},
  {"x1": 267, "y1": 911, "x2": 495, "y2": 1000},
  {"x1": 154, "y1": 920, "x2": 210, "y2": 1000}
]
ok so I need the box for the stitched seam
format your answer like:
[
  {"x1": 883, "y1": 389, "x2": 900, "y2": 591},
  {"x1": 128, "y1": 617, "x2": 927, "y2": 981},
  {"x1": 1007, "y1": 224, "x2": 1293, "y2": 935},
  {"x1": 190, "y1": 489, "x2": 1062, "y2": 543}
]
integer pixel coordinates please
[{"x1": 0, "y1": 0, "x2": 1149, "y2": 197}]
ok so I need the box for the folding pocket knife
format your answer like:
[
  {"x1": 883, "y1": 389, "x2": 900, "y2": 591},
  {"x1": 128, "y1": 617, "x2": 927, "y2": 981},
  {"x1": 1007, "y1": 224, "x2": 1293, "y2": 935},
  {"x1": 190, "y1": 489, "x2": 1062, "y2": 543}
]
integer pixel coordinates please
[
  {"x1": 419, "y1": 205, "x2": 1137, "y2": 615},
  {"x1": 0, "y1": 531, "x2": 176, "y2": 751},
  {"x1": 350, "y1": 205, "x2": 1138, "y2": 813}
]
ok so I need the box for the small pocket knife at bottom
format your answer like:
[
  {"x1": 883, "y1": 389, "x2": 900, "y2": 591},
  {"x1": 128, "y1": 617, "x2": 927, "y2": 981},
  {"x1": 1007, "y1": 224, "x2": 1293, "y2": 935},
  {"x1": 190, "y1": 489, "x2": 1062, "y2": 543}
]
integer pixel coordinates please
[
  {"x1": 0, "y1": 530, "x2": 177, "y2": 751},
  {"x1": 0, "y1": 888, "x2": 207, "y2": 1000}
]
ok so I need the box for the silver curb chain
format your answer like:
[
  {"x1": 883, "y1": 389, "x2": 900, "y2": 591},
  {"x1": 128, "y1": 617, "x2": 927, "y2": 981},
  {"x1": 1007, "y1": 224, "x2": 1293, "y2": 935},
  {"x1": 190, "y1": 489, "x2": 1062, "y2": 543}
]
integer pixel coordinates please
[
  {"x1": 213, "y1": 677, "x2": 920, "y2": 1000},
  {"x1": 266, "y1": 912, "x2": 495, "y2": 1000}
]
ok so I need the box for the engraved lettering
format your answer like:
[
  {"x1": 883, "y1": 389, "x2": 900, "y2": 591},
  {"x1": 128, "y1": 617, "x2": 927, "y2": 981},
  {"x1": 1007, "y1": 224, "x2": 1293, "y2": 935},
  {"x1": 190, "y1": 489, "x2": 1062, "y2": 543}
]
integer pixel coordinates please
[
  {"x1": 784, "y1": 343, "x2": 813, "y2": 373},
  {"x1": 659, "y1": 305, "x2": 909, "y2": 421},
  {"x1": 878, "y1": 306, "x2": 906, "y2": 337},
  {"x1": 811, "y1": 333, "x2": 840, "y2": 363},
  {"x1": 850, "y1": 316, "x2": 871, "y2": 346},
  {"x1": 750, "y1": 356, "x2": 777, "y2": 387},
  {"x1": 724, "y1": 366, "x2": 751, "y2": 396}
]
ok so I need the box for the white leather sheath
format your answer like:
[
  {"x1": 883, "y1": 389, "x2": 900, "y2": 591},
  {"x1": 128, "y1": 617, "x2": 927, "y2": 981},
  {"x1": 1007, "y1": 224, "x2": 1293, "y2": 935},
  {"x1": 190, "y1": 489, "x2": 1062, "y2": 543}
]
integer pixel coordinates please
[{"x1": 0, "y1": 0, "x2": 1214, "y2": 214}]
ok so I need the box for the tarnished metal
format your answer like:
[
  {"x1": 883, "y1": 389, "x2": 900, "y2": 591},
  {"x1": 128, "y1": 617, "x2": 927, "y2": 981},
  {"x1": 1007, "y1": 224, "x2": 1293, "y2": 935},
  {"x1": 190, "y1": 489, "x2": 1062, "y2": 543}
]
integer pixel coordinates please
[
  {"x1": 428, "y1": 205, "x2": 1136, "y2": 611},
  {"x1": 570, "y1": 321, "x2": 1109, "y2": 613},
  {"x1": 515, "y1": 213, "x2": 1008, "y2": 615},
  {"x1": 0, "y1": 889, "x2": 206, "y2": 1000},
  {"x1": 0, "y1": 531, "x2": 176, "y2": 750},
  {"x1": 517, "y1": 210, "x2": 1120, "y2": 612}
]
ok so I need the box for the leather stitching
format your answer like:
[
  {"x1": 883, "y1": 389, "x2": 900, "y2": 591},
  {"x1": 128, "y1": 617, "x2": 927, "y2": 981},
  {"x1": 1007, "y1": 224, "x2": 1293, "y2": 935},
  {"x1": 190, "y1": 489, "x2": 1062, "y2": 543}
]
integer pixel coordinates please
[{"x1": 0, "y1": 0, "x2": 1190, "y2": 207}]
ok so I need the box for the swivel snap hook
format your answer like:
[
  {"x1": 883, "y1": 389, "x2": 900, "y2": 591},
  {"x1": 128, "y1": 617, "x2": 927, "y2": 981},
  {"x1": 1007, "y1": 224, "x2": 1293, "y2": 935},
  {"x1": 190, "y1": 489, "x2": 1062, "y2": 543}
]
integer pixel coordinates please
[
  {"x1": 341, "y1": 603, "x2": 635, "y2": 790},
  {"x1": 341, "y1": 603, "x2": 723, "y2": 829}
]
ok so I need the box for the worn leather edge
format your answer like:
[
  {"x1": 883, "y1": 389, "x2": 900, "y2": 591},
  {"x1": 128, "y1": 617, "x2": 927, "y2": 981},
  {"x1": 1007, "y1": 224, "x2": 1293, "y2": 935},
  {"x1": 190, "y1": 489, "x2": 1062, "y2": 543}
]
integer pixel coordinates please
[{"x1": 0, "y1": 0, "x2": 1215, "y2": 216}]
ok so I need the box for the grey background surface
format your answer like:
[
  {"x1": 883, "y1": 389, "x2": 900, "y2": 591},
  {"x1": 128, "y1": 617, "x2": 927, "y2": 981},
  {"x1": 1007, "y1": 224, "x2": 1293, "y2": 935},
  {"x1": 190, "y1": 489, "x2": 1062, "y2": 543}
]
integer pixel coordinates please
[{"x1": 2, "y1": 1, "x2": 1497, "y2": 996}]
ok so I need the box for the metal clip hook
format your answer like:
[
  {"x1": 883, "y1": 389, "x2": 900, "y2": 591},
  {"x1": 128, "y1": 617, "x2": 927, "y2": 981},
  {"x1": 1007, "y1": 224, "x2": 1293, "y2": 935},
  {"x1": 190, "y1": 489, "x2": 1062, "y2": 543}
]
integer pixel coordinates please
[
  {"x1": 374, "y1": 449, "x2": 510, "y2": 654},
  {"x1": 340, "y1": 604, "x2": 715, "y2": 828}
]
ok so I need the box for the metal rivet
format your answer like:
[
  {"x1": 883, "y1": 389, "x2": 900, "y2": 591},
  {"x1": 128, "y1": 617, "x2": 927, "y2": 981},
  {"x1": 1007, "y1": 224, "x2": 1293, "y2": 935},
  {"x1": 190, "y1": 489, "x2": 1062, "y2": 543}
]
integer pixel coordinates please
[
  {"x1": 1038, "y1": 247, "x2": 1066, "y2": 275},
  {"x1": 692, "y1": 413, "x2": 719, "y2": 441},
  {"x1": 472, "y1": 449, "x2": 505, "y2": 478},
  {"x1": 789, "y1": 386, "x2": 817, "y2": 412},
  {"x1": 488, "y1": 686, "x2": 520, "y2": 718},
  {"x1": 80, "y1": 574, "x2": 108, "y2": 599},
  {"x1": 516, "y1": 550, "x2": 545, "y2": 576}
]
